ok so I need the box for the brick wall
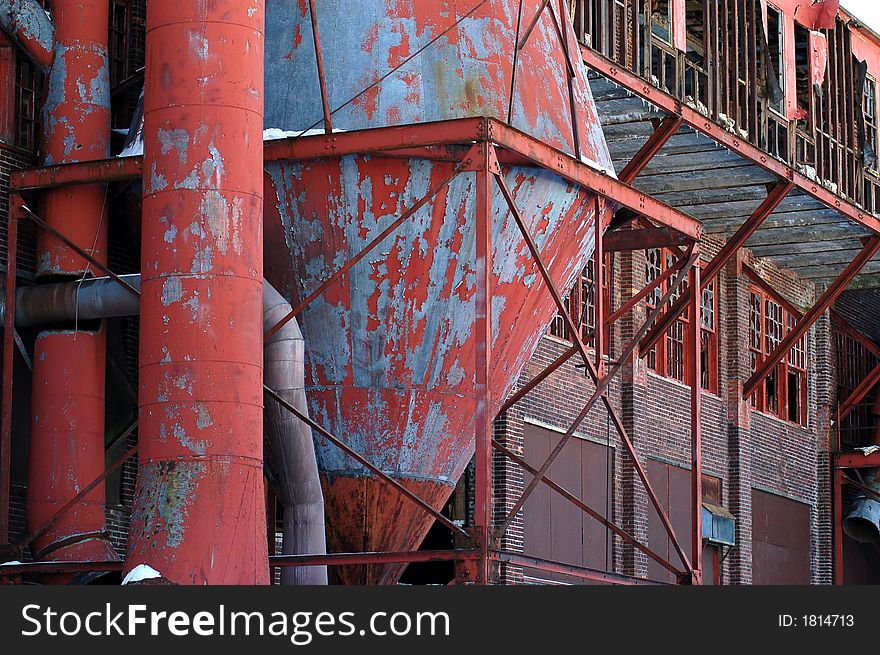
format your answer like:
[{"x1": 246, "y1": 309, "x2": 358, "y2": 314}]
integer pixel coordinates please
[{"x1": 492, "y1": 232, "x2": 838, "y2": 585}]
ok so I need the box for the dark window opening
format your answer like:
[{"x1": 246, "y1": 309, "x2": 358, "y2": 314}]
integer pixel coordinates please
[
  {"x1": 865, "y1": 75, "x2": 878, "y2": 173},
  {"x1": 108, "y1": 1, "x2": 129, "y2": 87},
  {"x1": 794, "y1": 22, "x2": 811, "y2": 130},
  {"x1": 747, "y1": 281, "x2": 808, "y2": 426},
  {"x1": 651, "y1": 0, "x2": 672, "y2": 43},
  {"x1": 766, "y1": 5, "x2": 785, "y2": 115},
  {"x1": 14, "y1": 57, "x2": 39, "y2": 151},
  {"x1": 548, "y1": 252, "x2": 611, "y2": 351}
]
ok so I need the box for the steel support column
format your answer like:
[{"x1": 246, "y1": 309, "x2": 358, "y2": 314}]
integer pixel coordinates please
[
  {"x1": 689, "y1": 252, "x2": 702, "y2": 585},
  {"x1": 472, "y1": 142, "x2": 495, "y2": 584}
]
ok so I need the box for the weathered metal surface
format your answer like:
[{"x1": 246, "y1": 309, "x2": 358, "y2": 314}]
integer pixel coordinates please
[
  {"x1": 263, "y1": 0, "x2": 613, "y2": 583},
  {"x1": 21, "y1": 0, "x2": 119, "y2": 577},
  {"x1": 27, "y1": 330, "x2": 117, "y2": 569},
  {"x1": 263, "y1": 280, "x2": 327, "y2": 585},
  {"x1": 36, "y1": 0, "x2": 110, "y2": 277},
  {"x1": 124, "y1": 0, "x2": 268, "y2": 584},
  {"x1": 0, "y1": 0, "x2": 55, "y2": 70}
]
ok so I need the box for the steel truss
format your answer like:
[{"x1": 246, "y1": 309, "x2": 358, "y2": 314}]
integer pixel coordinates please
[{"x1": 2, "y1": 99, "x2": 877, "y2": 583}]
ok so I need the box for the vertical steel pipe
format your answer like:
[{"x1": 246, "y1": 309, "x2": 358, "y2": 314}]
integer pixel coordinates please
[
  {"x1": 125, "y1": 0, "x2": 268, "y2": 584},
  {"x1": 26, "y1": 0, "x2": 118, "y2": 572},
  {"x1": 27, "y1": 329, "x2": 117, "y2": 564}
]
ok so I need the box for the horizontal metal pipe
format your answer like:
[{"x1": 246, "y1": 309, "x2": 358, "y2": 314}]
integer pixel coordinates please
[{"x1": 2, "y1": 275, "x2": 141, "y2": 327}]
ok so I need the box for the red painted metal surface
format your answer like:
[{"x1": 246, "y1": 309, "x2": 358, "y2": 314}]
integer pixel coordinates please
[
  {"x1": 263, "y1": 1, "x2": 614, "y2": 584},
  {"x1": 37, "y1": 0, "x2": 110, "y2": 277},
  {"x1": 125, "y1": 0, "x2": 268, "y2": 584},
  {"x1": 22, "y1": 0, "x2": 119, "y2": 576},
  {"x1": 27, "y1": 330, "x2": 117, "y2": 569}
]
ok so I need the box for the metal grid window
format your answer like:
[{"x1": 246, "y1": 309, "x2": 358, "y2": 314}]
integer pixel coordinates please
[
  {"x1": 109, "y1": 1, "x2": 129, "y2": 86},
  {"x1": 747, "y1": 283, "x2": 808, "y2": 426},
  {"x1": 644, "y1": 248, "x2": 716, "y2": 390},
  {"x1": 865, "y1": 75, "x2": 878, "y2": 173},
  {"x1": 14, "y1": 57, "x2": 39, "y2": 151},
  {"x1": 548, "y1": 252, "x2": 611, "y2": 350},
  {"x1": 833, "y1": 320, "x2": 880, "y2": 448}
]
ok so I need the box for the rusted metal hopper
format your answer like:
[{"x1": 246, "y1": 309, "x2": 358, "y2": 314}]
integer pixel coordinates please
[{"x1": 263, "y1": 0, "x2": 614, "y2": 584}]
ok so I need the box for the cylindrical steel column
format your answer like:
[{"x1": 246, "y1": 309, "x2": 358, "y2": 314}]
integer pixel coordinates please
[
  {"x1": 125, "y1": 0, "x2": 268, "y2": 584},
  {"x1": 26, "y1": 0, "x2": 118, "y2": 570},
  {"x1": 27, "y1": 329, "x2": 116, "y2": 563}
]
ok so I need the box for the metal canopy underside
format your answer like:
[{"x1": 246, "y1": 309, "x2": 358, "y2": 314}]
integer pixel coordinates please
[{"x1": 589, "y1": 73, "x2": 880, "y2": 290}]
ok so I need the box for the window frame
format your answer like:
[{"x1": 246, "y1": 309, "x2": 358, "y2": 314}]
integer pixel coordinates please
[
  {"x1": 745, "y1": 268, "x2": 808, "y2": 427},
  {"x1": 644, "y1": 248, "x2": 719, "y2": 393},
  {"x1": 865, "y1": 74, "x2": 878, "y2": 175},
  {"x1": 14, "y1": 55, "x2": 39, "y2": 151},
  {"x1": 548, "y1": 252, "x2": 612, "y2": 352}
]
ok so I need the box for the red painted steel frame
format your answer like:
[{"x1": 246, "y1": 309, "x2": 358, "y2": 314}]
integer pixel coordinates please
[
  {"x1": 3, "y1": 118, "x2": 702, "y2": 584},
  {"x1": 641, "y1": 180, "x2": 793, "y2": 355},
  {"x1": 581, "y1": 45, "x2": 880, "y2": 236}
]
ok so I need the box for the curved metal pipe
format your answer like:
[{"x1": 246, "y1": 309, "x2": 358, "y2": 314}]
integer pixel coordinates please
[
  {"x1": 263, "y1": 280, "x2": 327, "y2": 585},
  {"x1": 2, "y1": 275, "x2": 328, "y2": 582},
  {"x1": 0, "y1": 0, "x2": 55, "y2": 70}
]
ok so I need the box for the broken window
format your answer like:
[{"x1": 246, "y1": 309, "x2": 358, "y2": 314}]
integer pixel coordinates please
[
  {"x1": 549, "y1": 252, "x2": 611, "y2": 350},
  {"x1": 651, "y1": 0, "x2": 673, "y2": 43},
  {"x1": 700, "y1": 277, "x2": 717, "y2": 392},
  {"x1": 834, "y1": 318, "x2": 880, "y2": 448},
  {"x1": 864, "y1": 75, "x2": 878, "y2": 173},
  {"x1": 766, "y1": 5, "x2": 785, "y2": 115},
  {"x1": 794, "y1": 23, "x2": 811, "y2": 129}
]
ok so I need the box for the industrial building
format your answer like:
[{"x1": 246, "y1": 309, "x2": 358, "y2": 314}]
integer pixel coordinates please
[{"x1": 0, "y1": 0, "x2": 878, "y2": 585}]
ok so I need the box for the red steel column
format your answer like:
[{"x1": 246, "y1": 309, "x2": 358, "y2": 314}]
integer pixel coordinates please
[
  {"x1": 26, "y1": 0, "x2": 118, "y2": 568},
  {"x1": 125, "y1": 0, "x2": 268, "y2": 584}
]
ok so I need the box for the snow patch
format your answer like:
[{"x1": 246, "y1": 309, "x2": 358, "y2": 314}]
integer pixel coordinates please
[
  {"x1": 118, "y1": 139, "x2": 144, "y2": 158},
  {"x1": 263, "y1": 127, "x2": 347, "y2": 141},
  {"x1": 122, "y1": 563, "x2": 162, "y2": 585}
]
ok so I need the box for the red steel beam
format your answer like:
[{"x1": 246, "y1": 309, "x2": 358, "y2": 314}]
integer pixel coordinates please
[
  {"x1": 593, "y1": 196, "x2": 605, "y2": 374},
  {"x1": 498, "y1": 344, "x2": 579, "y2": 415},
  {"x1": 641, "y1": 180, "x2": 793, "y2": 354},
  {"x1": 618, "y1": 115, "x2": 683, "y2": 184},
  {"x1": 688, "y1": 256, "x2": 702, "y2": 585},
  {"x1": 581, "y1": 45, "x2": 880, "y2": 236},
  {"x1": 489, "y1": 120, "x2": 701, "y2": 240},
  {"x1": 493, "y1": 551, "x2": 665, "y2": 585},
  {"x1": 833, "y1": 468, "x2": 845, "y2": 585},
  {"x1": 490, "y1": 160, "x2": 695, "y2": 575},
  {"x1": 744, "y1": 236, "x2": 880, "y2": 398},
  {"x1": 0, "y1": 561, "x2": 124, "y2": 578},
  {"x1": 836, "y1": 450, "x2": 880, "y2": 468},
  {"x1": 837, "y1": 359, "x2": 880, "y2": 423},
  {"x1": 493, "y1": 439, "x2": 682, "y2": 576},
  {"x1": 11, "y1": 156, "x2": 143, "y2": 192},
  {"x1": 603, "y1": 226, "x2": 693, "y2": 252},
  {"x1": 472, "y1": 142, "x2": 495, "y2": 584},
  {"x1": 269, "y1": 550, "x2": 478, "y2": 567},
  {"x1": 306, "y1": 0, "x2": 333, "y2": 134}
]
